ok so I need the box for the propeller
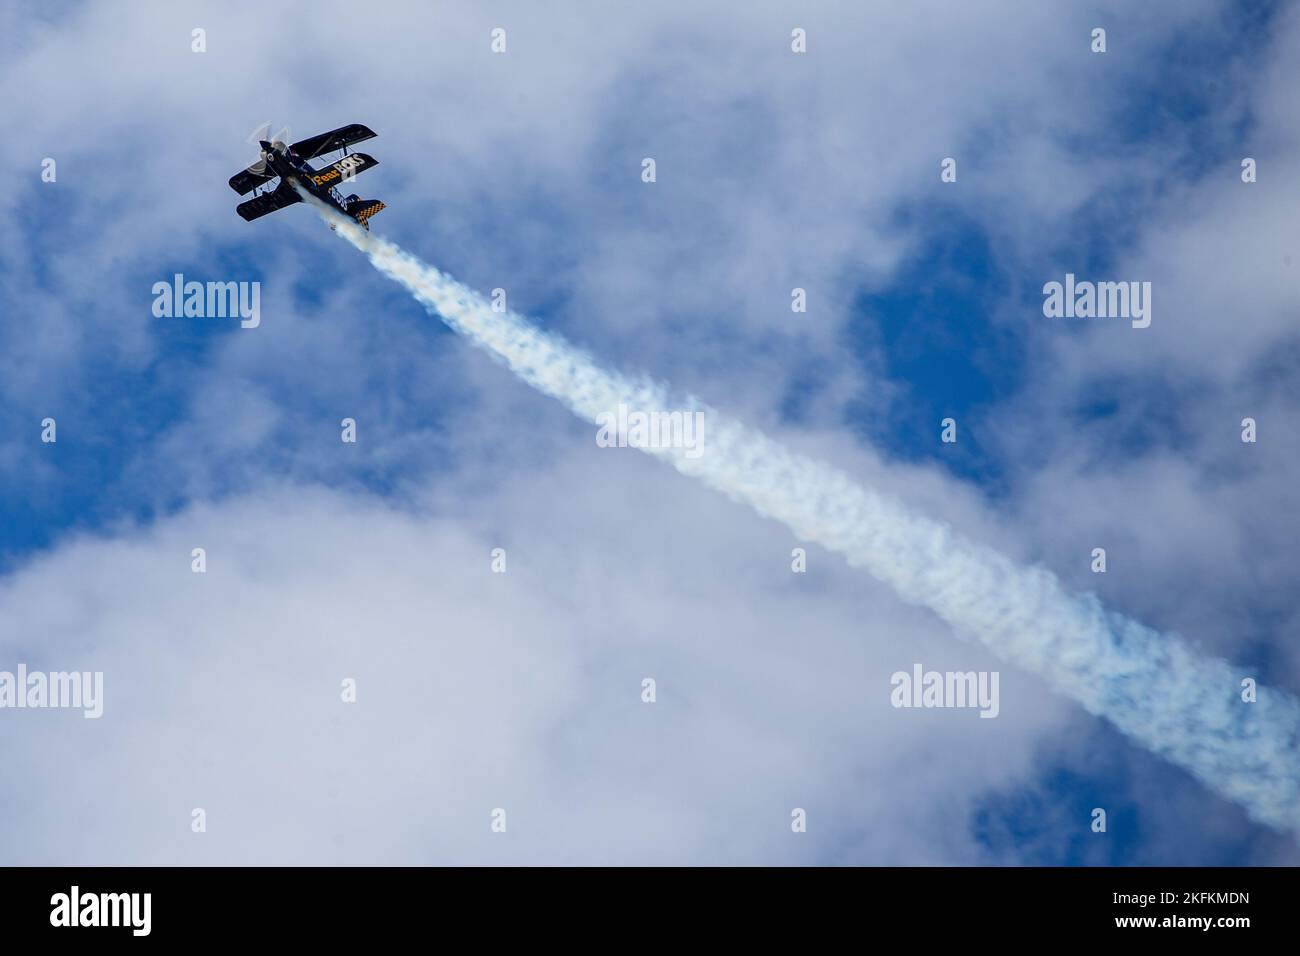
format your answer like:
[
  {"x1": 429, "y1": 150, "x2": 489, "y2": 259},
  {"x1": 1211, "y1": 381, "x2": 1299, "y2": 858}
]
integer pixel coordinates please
[{"x1": 242, "y1": 124, "x2": 291, "y2": 176}]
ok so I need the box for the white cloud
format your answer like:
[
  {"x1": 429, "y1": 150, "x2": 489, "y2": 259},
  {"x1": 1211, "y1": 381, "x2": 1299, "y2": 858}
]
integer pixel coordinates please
[
  {"x1": 1, "y1": 0, "x2": 1295, "y2": 862},
  {"x1": 0, "y1": 455, "x2": 1074, "y2": 864}
]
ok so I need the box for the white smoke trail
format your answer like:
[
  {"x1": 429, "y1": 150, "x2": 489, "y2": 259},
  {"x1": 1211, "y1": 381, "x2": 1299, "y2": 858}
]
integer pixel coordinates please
[{"x1": 311, "y1": 197, "x2": 1300, "y2": 834}]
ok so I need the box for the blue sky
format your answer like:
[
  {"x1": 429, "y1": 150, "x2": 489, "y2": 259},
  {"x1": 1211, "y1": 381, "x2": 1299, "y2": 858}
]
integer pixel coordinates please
[{"x1": 0, "y1": 0, "x2": 1297, "y2": 864}]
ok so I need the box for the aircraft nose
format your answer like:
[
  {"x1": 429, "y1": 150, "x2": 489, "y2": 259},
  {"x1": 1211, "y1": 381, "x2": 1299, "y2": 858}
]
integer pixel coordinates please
[{"x1": 259, "y1": 140, "x2": 273, "y2": 152}]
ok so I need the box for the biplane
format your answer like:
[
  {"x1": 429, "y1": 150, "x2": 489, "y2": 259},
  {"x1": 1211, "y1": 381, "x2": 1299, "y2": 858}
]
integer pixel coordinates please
[{"x1": 228, "y1": 124, "x2": 386, "y2": 230}]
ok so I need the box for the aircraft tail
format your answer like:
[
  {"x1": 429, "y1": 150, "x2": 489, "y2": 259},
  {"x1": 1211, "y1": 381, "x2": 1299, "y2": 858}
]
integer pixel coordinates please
[{"x1": 344, "y1": 197, "x2": 386, "y2": 231}]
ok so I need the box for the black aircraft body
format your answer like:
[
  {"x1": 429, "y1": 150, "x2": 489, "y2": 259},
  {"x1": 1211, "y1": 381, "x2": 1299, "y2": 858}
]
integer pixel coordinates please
[{"x1": 228, "y1": 124, "x2": 386, "y2": 230}]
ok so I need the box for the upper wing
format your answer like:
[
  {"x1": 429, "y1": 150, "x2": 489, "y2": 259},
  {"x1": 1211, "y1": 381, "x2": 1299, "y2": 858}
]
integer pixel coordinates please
[
  {"x1": 235, "y1": 181, "x2": 302, "y2": 222},
  {"x1": 289, "y1": 124, "x2": 377, "y2": 161},
  {"x1": 229, "y1": 164, "x2": 275, "y2": 196}
]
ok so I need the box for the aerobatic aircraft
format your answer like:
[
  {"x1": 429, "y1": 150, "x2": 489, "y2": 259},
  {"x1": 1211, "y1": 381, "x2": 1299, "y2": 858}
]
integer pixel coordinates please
[{"x1": 228, "y1": 123, "x2": 386, "y2": 230}]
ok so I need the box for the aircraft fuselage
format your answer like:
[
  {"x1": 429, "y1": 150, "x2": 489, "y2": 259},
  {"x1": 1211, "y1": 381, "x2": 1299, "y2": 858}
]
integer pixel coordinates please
[{"x1": 258, "y1": 141, "x2": 351, "y2": 213}]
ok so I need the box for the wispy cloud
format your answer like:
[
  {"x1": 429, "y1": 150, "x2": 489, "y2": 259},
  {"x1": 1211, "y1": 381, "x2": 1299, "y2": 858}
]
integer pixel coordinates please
[{"x1": 325, "y1": 202, "x2": 1300, "y2": 834}]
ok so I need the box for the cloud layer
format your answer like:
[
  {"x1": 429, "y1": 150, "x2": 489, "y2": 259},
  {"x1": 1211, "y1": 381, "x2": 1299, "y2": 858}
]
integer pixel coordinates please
[{"x1": 1, "y1": 0, "x2": 1297, "y2": 863}]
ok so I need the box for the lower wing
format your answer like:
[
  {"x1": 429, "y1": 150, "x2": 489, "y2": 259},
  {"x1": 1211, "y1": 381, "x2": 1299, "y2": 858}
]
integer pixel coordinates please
[{"x1": 235, "y1": 182, "x2": 302, "y2": 222}]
